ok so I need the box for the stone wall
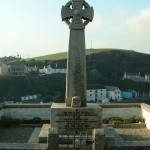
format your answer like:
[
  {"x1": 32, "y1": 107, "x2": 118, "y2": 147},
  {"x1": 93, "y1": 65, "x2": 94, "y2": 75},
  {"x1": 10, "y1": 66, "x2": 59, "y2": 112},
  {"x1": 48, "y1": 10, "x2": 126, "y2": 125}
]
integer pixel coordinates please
[
  {"x1": 0, "y1": 103, "x2": 143, "y2": 121},
  {"x1": 141, "y1": 103, "x2": 150, "y2": 130},
  {"x1": 1, "y1": 104, "x2": 51, "y2": 120},
  {"x1": 101, "y1": 103, "x2": 142, "y2": 119},
  {"x1": 0, "y1": 104, "x2": 3, "y2": 118}
]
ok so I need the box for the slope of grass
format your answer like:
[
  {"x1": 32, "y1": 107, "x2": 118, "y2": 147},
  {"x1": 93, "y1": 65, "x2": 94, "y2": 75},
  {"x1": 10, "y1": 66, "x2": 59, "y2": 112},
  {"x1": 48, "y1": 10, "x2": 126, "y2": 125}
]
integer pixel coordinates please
[
  {"x1": 32, "y1": 48, "x2": 121, "y2": 61},
  {"x1": 33, "y1": 52, "x2": 67, "y2": 61}
]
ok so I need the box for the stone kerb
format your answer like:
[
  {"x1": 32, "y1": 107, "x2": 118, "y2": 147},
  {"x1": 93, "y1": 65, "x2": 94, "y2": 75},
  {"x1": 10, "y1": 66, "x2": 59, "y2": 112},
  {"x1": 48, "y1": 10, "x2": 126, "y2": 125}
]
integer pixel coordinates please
[
  {"x1": 92, "y1": 128, "x2": 105, "y2": 150},
  {"x1": 107, "y1": 141, "x2": 150, "y2": 150}
]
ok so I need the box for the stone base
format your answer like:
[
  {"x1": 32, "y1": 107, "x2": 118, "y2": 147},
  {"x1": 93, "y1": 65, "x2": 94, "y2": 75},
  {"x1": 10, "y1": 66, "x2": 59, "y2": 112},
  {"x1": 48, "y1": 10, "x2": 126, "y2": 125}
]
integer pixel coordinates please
[{"x1": 50, "y1": 103, "x2": 102, "y2": 134}]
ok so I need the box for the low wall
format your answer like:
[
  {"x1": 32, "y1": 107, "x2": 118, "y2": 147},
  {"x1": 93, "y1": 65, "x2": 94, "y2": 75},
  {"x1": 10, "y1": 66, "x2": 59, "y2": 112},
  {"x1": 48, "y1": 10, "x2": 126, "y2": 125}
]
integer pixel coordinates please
[
  {"x1": 0, "y1": 103, "x2": 143, "y2": 121},
  {"x1": 0, "y1": 104, "x2": 3, "y2": 118},
  {"x1": 1, "y1": 104, "x2": 51, "y2": 120},
  {"x1": 100, "y1": 103, "x2": 142, "y2": 119},
  {"x1": 141, "y1": 103, "x2": 150, "y2": 130}
]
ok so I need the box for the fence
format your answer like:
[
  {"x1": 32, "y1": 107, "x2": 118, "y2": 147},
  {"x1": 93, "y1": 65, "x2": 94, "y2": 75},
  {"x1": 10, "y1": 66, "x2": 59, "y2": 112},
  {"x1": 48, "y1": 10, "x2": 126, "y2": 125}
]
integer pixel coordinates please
[{"x1": 59, "y1": 133, "x2": 93, "y2": 150}]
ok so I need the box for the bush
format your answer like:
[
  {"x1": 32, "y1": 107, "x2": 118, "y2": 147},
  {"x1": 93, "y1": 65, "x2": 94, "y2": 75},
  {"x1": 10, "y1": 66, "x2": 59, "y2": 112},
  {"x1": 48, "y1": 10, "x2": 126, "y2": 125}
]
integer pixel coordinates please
[
  {"x1": 32, "y1": 117, "x2": 42, "y2": 124},
  {"x1": 123, "y1": 119, "x2": 132, "y2": 124},
  {"x1": 0, "y1": 116, "x2": 22, "y2": 127},
  {"x1": 109, "y1": 117, "x2": 124, "y2": 122},
  {"x1": 108, "y1": 120, "x2": 123, "y2": 125},
  {"x1": 132, "y1": 116, "x2": 145, "y2": 123},
  {"x1": 107, "y1": 117, "x2": 124, "y2": 125}
]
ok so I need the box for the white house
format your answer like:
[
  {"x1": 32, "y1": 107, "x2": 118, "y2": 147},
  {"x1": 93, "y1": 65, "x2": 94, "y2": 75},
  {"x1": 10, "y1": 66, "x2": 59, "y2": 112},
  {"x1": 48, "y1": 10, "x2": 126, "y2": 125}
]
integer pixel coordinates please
[
  {"x1": 26, "y1": 66, "x2": 37, "y2": 73},
  {"x1": 39, "y1": 65, "x2": 66, "y2": 75},
  {"x1": 105, "y1": 86, "x2": 121, "y2": 100},
  {"x1": 86, "y1": 85, "x2": 106, "y2": 102},
  {"x1": 0, "y1": 62, "x2": 9, "y2": 76},
  {"x1": 21, "y1": 94, "x2": 41, "y2": 101}
]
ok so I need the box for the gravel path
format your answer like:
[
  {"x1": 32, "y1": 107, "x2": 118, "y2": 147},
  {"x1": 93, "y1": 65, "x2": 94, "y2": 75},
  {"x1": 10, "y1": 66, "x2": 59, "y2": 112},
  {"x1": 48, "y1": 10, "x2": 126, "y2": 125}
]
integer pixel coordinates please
[
  {"x1": 115, "y1": 128, "x2": 150, "y2": 141},
  {"x1": 0, "y1": 127, "x2": 34, "y2": 143}
]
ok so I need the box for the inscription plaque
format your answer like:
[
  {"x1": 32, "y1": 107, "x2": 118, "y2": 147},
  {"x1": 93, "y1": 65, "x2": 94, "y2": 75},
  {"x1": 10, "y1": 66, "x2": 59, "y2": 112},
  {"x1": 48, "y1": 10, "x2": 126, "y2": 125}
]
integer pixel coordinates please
[{"x1": 51, "y1": 103, "x2": 102, "y2": 134}]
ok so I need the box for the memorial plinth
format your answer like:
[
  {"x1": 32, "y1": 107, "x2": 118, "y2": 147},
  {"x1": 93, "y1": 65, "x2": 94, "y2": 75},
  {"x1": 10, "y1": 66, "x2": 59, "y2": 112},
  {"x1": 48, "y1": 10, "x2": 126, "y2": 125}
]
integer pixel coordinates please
[{"x1": 51, "y1": 103, "x2": 102, "y2": 134}]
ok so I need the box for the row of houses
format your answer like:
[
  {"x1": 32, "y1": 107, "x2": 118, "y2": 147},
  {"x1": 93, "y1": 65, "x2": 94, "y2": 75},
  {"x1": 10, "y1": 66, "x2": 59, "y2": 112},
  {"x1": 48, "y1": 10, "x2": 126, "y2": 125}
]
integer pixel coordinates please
[
  {"x1": 39, "y1": 65, "x2": 66, "y2": 75},
  {"x1": 20, "y1": 86, "x2": 140, "y2": 103},
  {"x1": 0, "y1": 62, "x2": 37, "y2": 76},
  {"x1": 87, "y1": 85, "x2": 139, "y2": 102},
  {"x1": 122, "y1": 72, "x2": 150, "y2": 83},
  {"x1": 0, "y1": 62, "x2": 66, "y2": 76}
]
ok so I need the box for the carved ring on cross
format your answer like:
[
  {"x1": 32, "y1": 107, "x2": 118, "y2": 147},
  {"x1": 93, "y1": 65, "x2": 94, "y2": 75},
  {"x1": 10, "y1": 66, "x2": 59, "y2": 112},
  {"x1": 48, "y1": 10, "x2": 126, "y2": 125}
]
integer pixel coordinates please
[{"x1": 61, "y1": 0, "x2": 94, "y2": 30}]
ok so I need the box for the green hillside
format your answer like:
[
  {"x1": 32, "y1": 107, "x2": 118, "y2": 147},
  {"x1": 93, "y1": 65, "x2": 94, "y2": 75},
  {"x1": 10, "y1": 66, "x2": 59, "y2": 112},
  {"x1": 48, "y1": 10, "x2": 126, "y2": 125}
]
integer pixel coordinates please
[
  {"x1": 1, "y1": 48, "x2": 150, "y2": 103},
  {"x1": 32, "y1": 48, "x2": 121, "y2": 61}
]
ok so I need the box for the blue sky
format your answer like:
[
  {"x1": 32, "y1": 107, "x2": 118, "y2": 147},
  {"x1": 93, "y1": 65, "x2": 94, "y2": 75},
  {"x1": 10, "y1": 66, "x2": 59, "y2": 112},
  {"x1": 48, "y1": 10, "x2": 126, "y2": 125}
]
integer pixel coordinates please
[{"x1": 0, "y1": 0, "x2": 150, "y2": 58}]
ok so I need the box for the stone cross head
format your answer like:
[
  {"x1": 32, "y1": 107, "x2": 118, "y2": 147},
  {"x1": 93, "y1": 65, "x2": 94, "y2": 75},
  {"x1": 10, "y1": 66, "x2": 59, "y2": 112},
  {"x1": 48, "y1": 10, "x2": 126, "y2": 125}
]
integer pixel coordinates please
[{"x1": 61, "y1": 0, "x2": 94, "y2": 29}]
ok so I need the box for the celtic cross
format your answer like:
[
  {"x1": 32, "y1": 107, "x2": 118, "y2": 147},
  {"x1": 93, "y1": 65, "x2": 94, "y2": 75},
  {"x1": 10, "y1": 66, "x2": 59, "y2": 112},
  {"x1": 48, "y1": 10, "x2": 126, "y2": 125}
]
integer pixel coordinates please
[
  {"x1": 62, "y1": 0, "x2": 94, "y2": 107},
  {"x1": 61, "y1": 0, "x2": 94, "y2": 29}
]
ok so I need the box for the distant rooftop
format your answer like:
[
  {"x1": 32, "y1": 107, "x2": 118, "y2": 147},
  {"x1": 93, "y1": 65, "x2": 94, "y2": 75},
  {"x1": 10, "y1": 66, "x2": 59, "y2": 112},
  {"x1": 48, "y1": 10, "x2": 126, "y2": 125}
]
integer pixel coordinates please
[
  {"x1": 105, "y1": 86, "x2": 119, "y2": 91},
  {"x1": 87, "y1": 84, "x2": 105, "y2": 90}
]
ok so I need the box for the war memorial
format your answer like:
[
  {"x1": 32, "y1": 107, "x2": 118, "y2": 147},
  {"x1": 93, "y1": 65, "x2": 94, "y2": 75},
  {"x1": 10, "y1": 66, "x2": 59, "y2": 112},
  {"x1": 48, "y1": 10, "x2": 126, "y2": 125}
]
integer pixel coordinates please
[
  {"x1": 0, "y1": 0, "x2": 150, "y2": 150},
  {"x1": 49, "y1": 0, "x2": 104, "y2": 149}
]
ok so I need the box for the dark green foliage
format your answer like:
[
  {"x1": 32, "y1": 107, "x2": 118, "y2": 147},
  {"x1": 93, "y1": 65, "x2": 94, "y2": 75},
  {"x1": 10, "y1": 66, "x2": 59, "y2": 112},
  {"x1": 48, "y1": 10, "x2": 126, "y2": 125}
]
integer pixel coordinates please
[
  {"x1": 1, "y1": 49, "x2": 150, "y2": 102},
  {"x1": 31, "y1": 117, "x2": 42, "y2": 124},
  {"x1": 0, "y1": 116, "x2": 22, "y2": 127},
  {"x1": 132, "y1": 116, "x2": 145, "y2": 123},
  {"x1": 0, "y1": 74, "x2": 66, "y2": 103},
  {"x1": 103, "y1": 116, "x2": 145, "y2": 125},
  {"x1": 108, "y1": 117, "x2": 124, "y2": 125}
]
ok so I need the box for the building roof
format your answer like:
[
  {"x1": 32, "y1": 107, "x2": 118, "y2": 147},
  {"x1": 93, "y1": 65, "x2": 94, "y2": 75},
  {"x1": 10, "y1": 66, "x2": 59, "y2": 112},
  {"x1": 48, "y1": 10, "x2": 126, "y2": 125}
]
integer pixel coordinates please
[
  {"x1": 105, "y1": 86, "x2": 119, "y2": 91},
  {"x1": 0, "y1": 62, "x2": 7, "y2": 66},
  {"x1": 126, "y1": 72, "x2": 140, "y2": 76},
  {"x1": 87, "y1": 84, "x2": 105, "y2": 90}
]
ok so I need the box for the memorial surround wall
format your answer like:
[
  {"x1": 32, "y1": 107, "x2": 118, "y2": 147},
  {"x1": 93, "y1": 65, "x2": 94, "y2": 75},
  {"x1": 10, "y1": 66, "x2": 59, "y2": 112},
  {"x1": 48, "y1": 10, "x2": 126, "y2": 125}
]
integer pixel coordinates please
[{"x1": 0, "y1": 103, "x2": 147, "y2": 122}]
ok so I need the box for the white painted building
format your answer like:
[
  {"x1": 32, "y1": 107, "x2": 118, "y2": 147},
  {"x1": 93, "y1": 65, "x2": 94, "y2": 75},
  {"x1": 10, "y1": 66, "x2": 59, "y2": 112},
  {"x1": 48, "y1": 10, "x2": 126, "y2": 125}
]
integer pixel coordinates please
[
  {"x1": 86, "y1": 86, "x2": 106, "y2": 102},
  {"x1": 39, "y1": 65, "x2": 66, "y2": 75},
  {"x1": 105, "y1": 86, "x2": 121, "y2": 100},
  {"x1": 0, "y1": 62, "x2": 9, "y2": 76},
  {"x1": 26, "y1": 66, "x2": 37, "y2": 73},
  {"x1": 123, "y1": 72, "x2": 150, "y2": 83},
  {"x1": 21, "y1": 94, "x2": 41, "y2": 101}
]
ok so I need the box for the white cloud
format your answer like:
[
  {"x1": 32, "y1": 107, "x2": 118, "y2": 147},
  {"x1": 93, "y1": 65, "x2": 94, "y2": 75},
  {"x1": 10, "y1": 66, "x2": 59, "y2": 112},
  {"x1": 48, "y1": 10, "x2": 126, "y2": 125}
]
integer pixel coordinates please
[
  {"x1": 128, "y1": 8, "x2": 150, "y2": 33},
  {"x1": 88, "y1": 13, "x2": 104, "y2": 29}
]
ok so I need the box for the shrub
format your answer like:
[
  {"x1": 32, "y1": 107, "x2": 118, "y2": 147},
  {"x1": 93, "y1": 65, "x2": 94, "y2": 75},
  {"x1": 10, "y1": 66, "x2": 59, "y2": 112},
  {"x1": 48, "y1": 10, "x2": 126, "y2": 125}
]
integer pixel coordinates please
[
  {"x1": 0, "y1": 116, "x2": 22, "y2": 127},
  {"x1": 109, "y1": 117, "x2": 124, "y2": 122},
  {"x1": 123, "y1": 119, "x2": 132, "y2": 124},
  {"x1": 132, "y1": 116, "x2": 145, "y2": 123},
  {"x1": 108, "y1": 120, "x2": 123, "y2": 125},
  {"x1": 32, "y1": 117, "x2": 42, "y2": 124},
  {"x1": 102, "y1": 119, "x2": 109, "y2": 124},
  {"x1": 107, "y1": 117, "x2": 124, "y2": 125}
]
